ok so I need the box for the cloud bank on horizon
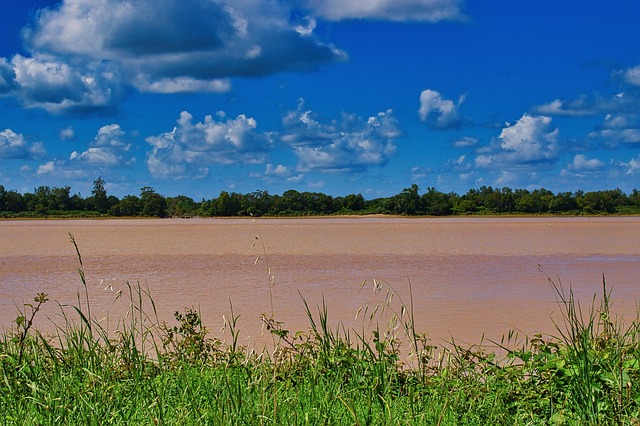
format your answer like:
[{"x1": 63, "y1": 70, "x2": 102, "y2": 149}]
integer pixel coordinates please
[{"x1": 1, "y1": 0, "x2": 639, "y2": 198}]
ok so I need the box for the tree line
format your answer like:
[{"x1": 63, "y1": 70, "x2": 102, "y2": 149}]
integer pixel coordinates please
[{"x1": 1, "y1": 179, "x2": 639, "y2": 218}]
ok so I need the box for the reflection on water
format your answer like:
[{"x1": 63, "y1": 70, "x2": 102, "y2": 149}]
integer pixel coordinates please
[{"x1": 1, "y1": 217, "x2": 639, "y2": 346}]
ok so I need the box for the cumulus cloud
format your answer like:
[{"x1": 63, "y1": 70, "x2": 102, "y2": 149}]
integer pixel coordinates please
[
  {"x1": 534, "y1": 92, "x2": 638, "y2": 117},
  {"x1": 2, "y1": 0, "x2": 466, "y2": 114},
  {"x1": 535, "y1": 97, "x2": 598, "y2": 117},
  {"x1": 298, "y1": 0, "x2": 466, "y2": 22},
  {"x1": 474, "y1": 114, "x2": 558, "y2": 168},
  {"x1": 536, "y1": 88, "x2": 640, "y2": 150},
  {"x1": 586, "y1": 112, "x2": 640, "y2": 146},
  {"x1": 0, "y1": 58, "x2": 17, "y2": 94},
  {"x1": 560, "y1": 154, "x2": 608, "y2": 180},
  {"x1": 625, "y1": 65, "x2": 640, "y2": 86},
  {"x1": 36, "y1": 161, "x2": 56, "y2": 175},
  {"x1": 499, "y1": 115, "x2": 557, "y2": 157},
  {"x1": 418, "y1": 89, "x2": 465, "y2": 129},
  {"x1": 494, "y1": 170, "x2": 518, "y2": 186},
  {"x1": 36, "y1": 159, "x2": 87, "y2": 179},
  {"x1": 9, "y1": 54, "x2": 124, "y2": 114},
  {"x1": 282, "y1": 99, "x2": 401, "y2": 172},
  {"x1": 2, "y1": 0, "x2": 347, "y2": 113},
  {"x1": 592, "y1": 128, "x2": 640, "y2": 145},
  {"x1": 621, "y1": 155, "x2": 640, "y2": 175},
  {"x1": 411, "y1": 166, "x2": 430, "y2": 180},
  {"x1": 452, "y1": 136, "x2": 478, "y2": 148},
  {"x1": 567, "y1": 154, "x2": 604, "y2": 171},
  {"x1": 59, "y1": 126, "x2": 75, "y2": 140},
  {"x1": 134, "y1": 77, "x2": 231, "y2": 94},
  {"x1": 35, "y1": 123, "x2": 134, "y2": 183},
  {"x1": 0, "y1": 129, "x2": 46, "y2": 160},
  {"x1": 251, "y1": 163, "x2": 305, "y2": 183},
  {"x1": 70, "y1": 124, "x2": 135, "y2": 167},
  {"x1": 146, "y1": 111, "x2": 273, "y2": 179}
]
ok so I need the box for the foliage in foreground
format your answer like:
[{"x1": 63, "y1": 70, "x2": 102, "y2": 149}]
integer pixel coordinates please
[{"x1": 2, "y1": 240, "x2": 640, "y2": 424}]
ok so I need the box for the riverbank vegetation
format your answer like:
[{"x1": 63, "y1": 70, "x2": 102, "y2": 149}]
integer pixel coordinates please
[
  {"x1": 1, "y1": 178, "x2": 640, "y2": 218},
  {"x1": 2, "y1": 238, "x2": 640, "y2": 424}
]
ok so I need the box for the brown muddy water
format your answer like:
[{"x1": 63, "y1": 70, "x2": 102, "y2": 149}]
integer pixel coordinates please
[{"x1": 1, "y1": 217, "x2": 639, "y2": 350}]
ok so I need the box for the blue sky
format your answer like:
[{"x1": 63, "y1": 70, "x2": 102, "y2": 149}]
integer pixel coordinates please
[{"x1": 1, "y1": 0, "x2": 640, "y2": 199}]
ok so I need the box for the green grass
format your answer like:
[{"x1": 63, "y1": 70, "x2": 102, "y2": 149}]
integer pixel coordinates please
[{"x1": 2, "y1": 237, "x2": 640, "y2": 425}]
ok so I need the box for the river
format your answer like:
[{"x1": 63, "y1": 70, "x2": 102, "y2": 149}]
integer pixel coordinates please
[{"x1": 1, "y1": 217, "x2": 639, "y2": 350}]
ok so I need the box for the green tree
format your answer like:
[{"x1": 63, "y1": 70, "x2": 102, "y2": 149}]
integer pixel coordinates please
[
  {"x1": 241, "y1": 190, "x2": 271, "y2": 216},
  {"x1": 6, "y1": 190, "x2": 23, "y2": 212},
  {"x1": 578, "y1": 189, "x2": 624, "y2": 214},
  {"x1": 549, "y1": 191, "x2": 578, "y2": 213},
  {"x1": 421, "y1": 187, "x2": 453, "y2": 216},
  {"x1": 304, "y1": 192, "x2": 335, "y2": 215},
  {"x1": 630, "y1": 189, "x2": 640, "y2": 207},
  {"x1": 279, "y1": 190, "x2": 307, "y2": 215},
  {"x1": 0, "y1": 185, "x2": 7, "y2": 212},
  {"x1": 167, "y1": 195, "x2": 198, "y2": 217},
  {"x1": 391, "y1": 184, "x2": 421, "y2": 215},
  {"x1": 140, "y1": 186, "x2": 168, "y2": 217},
  {"x1": 91, "y1": 177, "x2": 109, "y2": 213},
  {"x1": 342, "y1": 194, "x2": 365, "y2": 212},
  {"x1": 51, "y1": 186, "x2": 72, "y2": 210},
  {"x1": 32, "y1": 186, "x2": 53, "y2": 213},
  {"x1": 109, "y1": 195, "x2": 142, "y2": 216},
  {"x1": 212, "y1": 191, "x2": 242, "y2": 216}
]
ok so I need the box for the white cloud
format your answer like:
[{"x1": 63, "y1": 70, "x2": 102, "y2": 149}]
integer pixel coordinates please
[
  {"x1": 3, "y1": 0, "x2": 466, "y2": 115},
  {"x1": 298, "y1": 0, "x2": 465, "y2": 22},
  {"x1": 411, "y1": 166, "x2": 429, "y2": 180},
  {"x1": 457, "y1": 171, "x2": 474, "y2": 182},
  {"x1": 36, "y1": 159, "x2": 87, "y2": 179},
  {"x1": 622, "y1": 155, "x2": 640, "y2": 175},
  {"x1": 36, "y1": 161, "x2": 56, "y2": 175},
  {"x1": 418, "y1": 89, "x2": 464, "y2": 129},
  {"x1": 593, "y1": 128, "x2": 640, "y2": 145},
  {"x1": 0, "y1": 58, "x2": 16, "y2": 93},
  {"x1": 70, "y1": 148, "x2": 122, "y2": 166},
  {"x1": 70, "y1": 124, "x2": 135, "y2": 167},
  {"x1": 602, "y1": 113, "x2": 636, "y2": 129},
  {"x1": 251, "y1": 163, "x2": 305, "y2": 183},
  {"x1": 586, "y1": 113, "x2": 640, "y2": 146},
  {"x1": 59, "y1": 126, "x2": 75, "y2": 140},
  {"x1": 135, "y1": 77, "x2": 231, "y2": 94},
  {"x1": 33, "y1": 123, "x2": 136, "y2": 183},
  {"x1": 266, "y1": 164, "x2": 291, "y2": 177},
  {"x1": 495, "y1": 170, "x2": 517, "y2": 186},
  {"x1": 473, "y1": 114, "x2": 558, "y2": 170},
  {"x1": 474, "y1": 154, "x2": 493, "y2": 168},
  {"x1": 282, "y1": 100, "x2": 401, "y2": 172},
  {"x1": 95, "y1": 124, "x2": 126, "y2": 147},
  {"x1": 294, "y1": 16, "x2": 317, "y2": 36},
  {"x1": 3, "y1": 0, "x2": 347, "y2": 113},
  {"x1": 38, "y1": 0, "x2": 347, "y2": 74},
  {"x1": 498, "y1": 114, "x2": 558, "y2": 162},
  {"x1": 146, "y1": 111, "x2": 273, "y2": 178},
  {"x1": 0, "y1": 129, "x2": 46, "y2": 160},
  {"x1": 560, "y1": 154, "x2": 608, "y2": 180},
  {"x1": 535, "y1": 97, "x2": 596, "y2": 117},
  {"x1": 534, "y1": 91, "x2": 640, "y2": 118},
  {"x1": 567, "y1": 154, "x2": 604, "y2": 171},
  {"x1": 10, "y1": 54, "x2": 123, "y2": 113},
  {"x1": 536, "y1": 90, "x2": 639, "y2": 148},
  {"x1": 625, "y1": 65, "x2": 640, "y2": 86},
  {"x1": 453, "y1": 136, "x2": 478, "y2": 148}
]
